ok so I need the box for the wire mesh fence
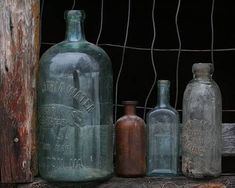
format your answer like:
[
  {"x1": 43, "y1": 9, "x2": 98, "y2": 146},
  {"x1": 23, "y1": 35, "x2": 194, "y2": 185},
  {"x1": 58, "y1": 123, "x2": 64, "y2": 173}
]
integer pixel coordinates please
[{"x1": 40, "y1": 0, "x2": 235, "y2": 122}]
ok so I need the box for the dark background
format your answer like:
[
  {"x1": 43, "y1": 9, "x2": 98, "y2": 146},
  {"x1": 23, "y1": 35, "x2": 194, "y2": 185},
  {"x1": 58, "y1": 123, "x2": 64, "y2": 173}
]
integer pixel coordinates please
[{"x1": 40, "y1": 0, "x2": 235, "y2": 173}]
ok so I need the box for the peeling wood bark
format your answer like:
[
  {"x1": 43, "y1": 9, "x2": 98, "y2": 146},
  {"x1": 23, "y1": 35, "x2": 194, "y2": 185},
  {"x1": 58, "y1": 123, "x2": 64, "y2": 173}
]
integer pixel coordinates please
[{"x1": 0, "y1": 0, "x2": 40, "y2": 183}]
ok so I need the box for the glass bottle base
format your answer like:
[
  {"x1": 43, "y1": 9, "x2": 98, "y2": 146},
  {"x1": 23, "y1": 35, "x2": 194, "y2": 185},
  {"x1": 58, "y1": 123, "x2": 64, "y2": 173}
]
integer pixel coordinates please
[
  {"x1": 40, "y1": 167, "x2": 113, "y2": 182},
  {"x1": 116, "y1": 173, "x2": 145, "y2": 178},
  {"x1": 147, "y1": 169, "x2": 178, "y2": 177},
  {"x1": 182, "y1": 171, "x2": 221, "y2": 179}
]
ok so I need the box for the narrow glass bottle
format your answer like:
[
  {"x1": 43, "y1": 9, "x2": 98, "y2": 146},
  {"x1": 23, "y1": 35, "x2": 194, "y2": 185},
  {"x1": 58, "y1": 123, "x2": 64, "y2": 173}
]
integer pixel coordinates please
[
  {"x1": 182, "y1": 63, "x2": 222, "y2": 178},
  {"x1": 115, "y1": 101, "x2": 146, "y2": 177},
  {"x1": 38, "y1": 10, "x2": 113, "y2": 182},
  {"x1": 146, "y1": 80, "x2": 179, "y2": 176}
]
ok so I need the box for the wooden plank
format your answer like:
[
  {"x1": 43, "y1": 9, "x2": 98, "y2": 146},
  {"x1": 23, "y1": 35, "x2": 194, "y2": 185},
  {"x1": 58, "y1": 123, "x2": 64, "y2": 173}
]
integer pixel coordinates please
[
  {"x1": 0, "y1": 0, "x2": 40, "y2": 183},
  {"x1": 0, "y1": 184, "x2": 16, "y2": 188},
  {"x1": 223, "y1": 123, "x2": 235, "y2": 156},
  {"x1": 14, "y1": 176, "x2": 235, "y2": 188}
]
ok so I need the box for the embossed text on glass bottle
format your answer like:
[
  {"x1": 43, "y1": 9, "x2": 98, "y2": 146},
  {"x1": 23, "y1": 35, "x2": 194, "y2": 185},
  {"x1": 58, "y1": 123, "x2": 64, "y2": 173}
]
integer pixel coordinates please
[
  {"x1": 182, "y1": 63, "x2": 222, "y2": 178},
  {"x1": 38, "y1": 10, "x2": 113, "y2": 182},
  {"x1": 146, "y1": 80, "x2": 179, "y2": 176}
]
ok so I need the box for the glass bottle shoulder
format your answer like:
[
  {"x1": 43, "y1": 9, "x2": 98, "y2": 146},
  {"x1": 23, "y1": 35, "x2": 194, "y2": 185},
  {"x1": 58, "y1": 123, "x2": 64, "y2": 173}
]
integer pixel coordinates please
[
  {"x1": 116, "y1": 115, "x2": 144, "y2": 127},
  {"x1": 40, "y1": 40, "x2": 112, "y2": 76},
  {"x1": 147, "y1": 105, "x2": 179, "y2": 119},
  {"x1": 188, "y1": 78, "x2": 218, "y2": 87},
  {"x1": 185, "y1": 79, "x2": 221, "y2": 98},
  {"x1": 41, "y1": 40, "x2": 111, "y2": 67},
  {"x1": 146, "y1": 106, "x2": 179, "y2": 129}
]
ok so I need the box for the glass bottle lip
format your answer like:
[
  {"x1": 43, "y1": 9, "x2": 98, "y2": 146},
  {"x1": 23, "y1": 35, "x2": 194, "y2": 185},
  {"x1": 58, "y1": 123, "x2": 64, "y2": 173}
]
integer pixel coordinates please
[
  {"x1": 122, "y1": 101, "x2": 138, "y2": 106},
  {"x1": 64, "y1": 10, "x2": 86, "y2": 21},
  {"x1": 158, "y1": 80, "x2": 170, "y2": 86},
  {"x1": 192, "y1": 63, "x2": 214, "y2": 74}
]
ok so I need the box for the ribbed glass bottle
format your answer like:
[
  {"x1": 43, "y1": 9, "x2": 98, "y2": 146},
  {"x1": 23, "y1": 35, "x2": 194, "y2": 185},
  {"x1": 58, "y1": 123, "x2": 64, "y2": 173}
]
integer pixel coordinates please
[
  {"x1": 182, "y1": 63, "x2": 222, "y2": 178},
  {"x1": 38, "y1": 10, "x2": 113, "y2": 182},
  {"x1": 146, "y1": 80, "x2": 179, "y2": 176}
]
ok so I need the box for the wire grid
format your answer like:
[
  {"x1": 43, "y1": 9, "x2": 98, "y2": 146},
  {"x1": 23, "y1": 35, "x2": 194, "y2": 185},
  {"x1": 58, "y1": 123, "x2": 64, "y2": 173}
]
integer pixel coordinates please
[{"x1": 40, "y1": 0, "x2": 235, "y2": 120}]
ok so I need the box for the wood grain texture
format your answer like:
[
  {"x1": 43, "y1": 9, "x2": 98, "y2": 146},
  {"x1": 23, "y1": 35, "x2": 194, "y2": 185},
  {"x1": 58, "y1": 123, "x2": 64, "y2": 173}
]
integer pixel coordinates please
[
  {"x1": 223, "y1": 123, "x2": 235, "y2": 156},
  {"x1": 0, "y1": 0, "x2": 40, "y2": 183},
  {"x1": 0, "y1": 184, "x2": 16, "y2": 188},
  {"x1": 13, "y1": 176, "x2": 235, "y2": 188}
]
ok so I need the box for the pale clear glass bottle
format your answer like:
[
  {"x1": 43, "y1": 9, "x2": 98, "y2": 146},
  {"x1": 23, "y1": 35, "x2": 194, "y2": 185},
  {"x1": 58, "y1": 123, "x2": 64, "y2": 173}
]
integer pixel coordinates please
[
  {"x1": 182, "y1": 63, "x2": 222, "y2": 178},
  {"x1": 146, "y1": 80, "x2": 179, "y2": 176},
  {"x1": 38, "y1": 10, "x2": 113, "y2": 182}
]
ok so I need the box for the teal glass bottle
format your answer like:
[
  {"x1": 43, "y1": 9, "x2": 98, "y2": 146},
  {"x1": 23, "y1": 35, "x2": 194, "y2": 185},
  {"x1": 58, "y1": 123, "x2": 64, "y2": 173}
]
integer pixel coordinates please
[
  {"x1": 146, "y1": 80, "x2": 179, "y2": 176},
  {"x1": 38, "y1": 10, "x2": 113, "y2": 182},
  {"x1": 182, "y1": 63, "x2": 222, "y2": 178}
]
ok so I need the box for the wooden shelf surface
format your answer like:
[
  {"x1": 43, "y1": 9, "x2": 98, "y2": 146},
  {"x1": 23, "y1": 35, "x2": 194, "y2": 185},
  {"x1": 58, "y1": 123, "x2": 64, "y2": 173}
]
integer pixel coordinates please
[{"x1": 1, "y1": 175, "x2": 235, "y2": 188}]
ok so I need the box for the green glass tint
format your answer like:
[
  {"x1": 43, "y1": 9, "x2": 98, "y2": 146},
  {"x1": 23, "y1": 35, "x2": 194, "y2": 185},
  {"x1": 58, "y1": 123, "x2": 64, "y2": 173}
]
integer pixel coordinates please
[{"x1": 38, "y1": 10, "x2": 113, "y2": 182}]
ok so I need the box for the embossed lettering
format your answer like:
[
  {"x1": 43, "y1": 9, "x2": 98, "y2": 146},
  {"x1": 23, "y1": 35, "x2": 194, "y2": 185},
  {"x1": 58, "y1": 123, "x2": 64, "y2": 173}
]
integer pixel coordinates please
[
  {"x1": 43, "y1": 157, "x2": 85, "y2": 169},
  {"x1": 66, "y1": 85, "x2": 78, "y2": 97},
  {"x1": 40, "y1": 80, "x2": 95, "y2": 113},
  {"x1": 86, "y1": 103, "x2": 95, "y2": 112},
  {"x1": 39, "y1": 104, "x2": 83, "y2": 128},
  {"x1": 70, "y1": 158, "x2": 83, "y2": 169}
]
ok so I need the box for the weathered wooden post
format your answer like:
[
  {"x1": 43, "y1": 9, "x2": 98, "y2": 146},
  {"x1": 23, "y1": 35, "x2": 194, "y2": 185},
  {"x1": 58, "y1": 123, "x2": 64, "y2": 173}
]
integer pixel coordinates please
[{"x1": 0, "y1": 0, "x2": 40, "y2": 183}]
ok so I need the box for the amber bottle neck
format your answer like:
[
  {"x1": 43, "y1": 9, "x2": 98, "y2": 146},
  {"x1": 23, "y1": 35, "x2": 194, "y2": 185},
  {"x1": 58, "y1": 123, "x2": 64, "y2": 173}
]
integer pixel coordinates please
[{"x1": 124, "y1": 105, "x2": 136, "y2": 115}]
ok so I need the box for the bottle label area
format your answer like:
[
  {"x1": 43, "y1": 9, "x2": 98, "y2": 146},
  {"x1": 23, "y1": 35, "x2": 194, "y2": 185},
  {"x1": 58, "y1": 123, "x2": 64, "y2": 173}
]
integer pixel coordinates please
[
  {"x1": 182, "y1": 119, "x2": 207, "y2": 156},
  {"x1": 38, "y1": 78, "x2": 113, "y2": 180},
  {"x1": 39, "y1": 104, "x2": 83, "y2": 128},
  {"x1": 147, "y1": 121, "x2": 178, "y2": 174},
  {"x1": 182, "y1": 119, "x2": 221, "y2": 177},
  {"x1": 40, "y1": 80, "x2": 95, "y2": 112},
  {"x1": 38, "y1": 103, "x2": 112, "y2": 178}
]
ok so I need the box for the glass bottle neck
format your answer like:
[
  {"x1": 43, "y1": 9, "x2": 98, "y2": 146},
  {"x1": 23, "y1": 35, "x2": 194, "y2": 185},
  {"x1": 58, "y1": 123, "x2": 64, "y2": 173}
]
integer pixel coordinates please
[
  {"x1": 65, "y1": 20, "x2": 85, "y2": 42},
  {"x1": 124, "y1": 105, "x2": 136, "y2": 115},
  {"x1": 157, "y1": 85, "x2": 170, "y2": 107},
  {"x1": 193, "y1": 72, "x2": 212, "y2": 81}
]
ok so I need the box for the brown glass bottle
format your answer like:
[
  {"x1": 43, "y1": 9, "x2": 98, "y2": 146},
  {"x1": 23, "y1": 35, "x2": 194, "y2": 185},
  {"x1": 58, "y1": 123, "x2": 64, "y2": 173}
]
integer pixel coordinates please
[{"x1": 115, "y1": 101, "x2": 146, "y2": 177}]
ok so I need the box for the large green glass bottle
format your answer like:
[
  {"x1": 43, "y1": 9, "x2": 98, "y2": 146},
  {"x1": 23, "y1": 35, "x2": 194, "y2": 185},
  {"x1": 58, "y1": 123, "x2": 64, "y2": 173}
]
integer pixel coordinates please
[{"x1": 38, "y1": 10, "x2": 113, "y2": 182}]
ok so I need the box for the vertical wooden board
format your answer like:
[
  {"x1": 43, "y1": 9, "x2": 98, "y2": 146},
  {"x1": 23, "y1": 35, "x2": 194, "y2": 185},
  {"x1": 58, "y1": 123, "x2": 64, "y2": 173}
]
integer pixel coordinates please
[
  {"x1": 30, "y1": 0, "x2": 40, "y2": 177},
  {"x1": 0, "y1": 0, "x2": 40, "y2": 183},
  {"x1": 222, "y1": 123, "x2": 235, "y2": 155}
]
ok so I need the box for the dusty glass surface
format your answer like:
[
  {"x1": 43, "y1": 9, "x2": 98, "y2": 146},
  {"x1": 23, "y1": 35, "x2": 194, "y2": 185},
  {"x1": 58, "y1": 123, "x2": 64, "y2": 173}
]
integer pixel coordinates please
[
  {"x1": 182, "y1": 63, "x2": 222, "y2": 178},
  {"x1": 38, "y1": 10, "x2": 113, "y2": 182},
  {"x1": 146, "y1": 80, "x2": 179, "y2": 176}
]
